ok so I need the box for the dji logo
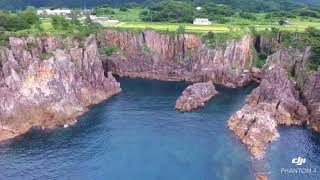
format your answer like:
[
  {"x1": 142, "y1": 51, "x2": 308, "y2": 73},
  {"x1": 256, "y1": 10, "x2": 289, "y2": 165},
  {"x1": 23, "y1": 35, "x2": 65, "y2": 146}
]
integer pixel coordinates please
[{"x1": 292, "y1": 157, "x2": 306, "y2": 166}]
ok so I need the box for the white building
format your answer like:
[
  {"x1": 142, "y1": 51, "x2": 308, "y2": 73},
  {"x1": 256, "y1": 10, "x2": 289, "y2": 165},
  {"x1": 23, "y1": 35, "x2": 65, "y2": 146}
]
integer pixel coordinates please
[
  {"x1": 80, "y1": 15, "x2": 119, "y2": 25},
  {"x1": 196, "y1": 7, "x2": 202, "y2": 11},
  {"x1": 193, "y1": 18, "x2": 212, "y2": 25},
  {"x1": 37, "y1": 9, "x2": 72, "y2": 16}
]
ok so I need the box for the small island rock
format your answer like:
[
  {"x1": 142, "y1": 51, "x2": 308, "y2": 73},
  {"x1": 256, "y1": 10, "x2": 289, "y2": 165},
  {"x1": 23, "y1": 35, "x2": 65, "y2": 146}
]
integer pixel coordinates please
[{"x1": 176, "y1": 81, "x2": 218, "y2": 112}]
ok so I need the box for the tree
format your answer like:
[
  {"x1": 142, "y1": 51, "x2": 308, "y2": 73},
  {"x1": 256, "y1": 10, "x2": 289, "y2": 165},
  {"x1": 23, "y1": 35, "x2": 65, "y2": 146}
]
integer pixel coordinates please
[
  {"x1": 18, "y1": 7, "x2": 39, "y2": 25},
  {"x1": 176, "y1": 25, "x2": 186, "y2": 35},
  {"x1": 203, "y1": 3, "x2": 234, "y2": 17},
  {"x1": 305, "y1": 27, "x2": 320, "y2": 70},
  {"x1": 140, "y1": 1, "x2": 195, "y2": 23},
  {"x1": 52, "y1": 16, "x2": 70, "y2": 31},
  {"x1": 278, "y1": 19, "x2": 286, "y2": 25},
  {"x1": 119, "y1": 6, "x2": 128, "y2": 12},
  {"x1": 239, "y1": 12, "x2": 257, "y2": 20},
  {"x1": 0, "y1": 11, "x2": 30, "y2": 31}
]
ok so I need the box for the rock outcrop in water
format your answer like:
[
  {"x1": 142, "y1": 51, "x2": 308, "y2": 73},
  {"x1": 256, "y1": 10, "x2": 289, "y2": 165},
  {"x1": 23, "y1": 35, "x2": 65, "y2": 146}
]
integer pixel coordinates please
[
  {"x1": 0, "y1": 35, "x2": 121, "y2": 141},
  {"x1": 228, "y1": 48, "x2": 310, "y2": 159},
  {"x1": 102, "y1": 30, "x2": 254, "y2": 88},
  {"x1": 1, "y1": 29, "x2": 319, "y2": 165},
  {"x1": 99, "y1": 30, "x2": 320, "y2": 159},
  {"x1": 176, "y1": 81, "x2": 218, "y2": 112}
]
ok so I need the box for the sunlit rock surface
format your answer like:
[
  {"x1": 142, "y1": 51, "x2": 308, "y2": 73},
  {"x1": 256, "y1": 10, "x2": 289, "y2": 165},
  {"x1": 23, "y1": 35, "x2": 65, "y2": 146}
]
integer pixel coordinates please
[
  {"x1": 175, "y1": 81, "x2": 218, "y2": 112},
  {"x1": 0, "y1": 35, "x2": 121, "y2": 141},
  {"x1": 102, "y1": 30, "x2": 254, "y2": 88}
]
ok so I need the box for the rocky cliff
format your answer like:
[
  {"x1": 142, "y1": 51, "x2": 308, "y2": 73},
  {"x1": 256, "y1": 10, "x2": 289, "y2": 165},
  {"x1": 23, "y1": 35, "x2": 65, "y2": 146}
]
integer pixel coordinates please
[
  {"x1": 1, "y1": 29, "x2": 319, "y2": 165},
  {"x1": 0, "y1": 35, "x2": 121, "y2": 141},
  {"x1": 100, "y1": 30, "x2": 320, "y2": 159},
  {"x1": 102, "y1": 30, "x2": 254, "y2": 88},
  {"x1": 303, "y1": 72, "x2": 320, "y2": 131},
  {"x1": 228, "y1": 48, "x2": 313, "y2": 159}
]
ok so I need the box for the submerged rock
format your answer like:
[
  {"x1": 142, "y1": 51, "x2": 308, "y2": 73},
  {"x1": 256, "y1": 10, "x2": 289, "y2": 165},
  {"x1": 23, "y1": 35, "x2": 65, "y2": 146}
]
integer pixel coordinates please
[
  {"x1": 0, "y1": 35, "x2": 121, "y2": 141},
  {"x1": 176, "y1": 81, "x2": 218, "y2": 112}
]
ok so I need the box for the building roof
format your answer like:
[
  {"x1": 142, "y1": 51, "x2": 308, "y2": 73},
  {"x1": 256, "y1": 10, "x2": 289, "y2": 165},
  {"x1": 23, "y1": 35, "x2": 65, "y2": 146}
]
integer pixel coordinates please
[
  {"x1": 194, "y1": 18, "x2": 210, "y2": 21},
  {"x1": 37, "y1": 9, "x2": 72, "y2": 15}
]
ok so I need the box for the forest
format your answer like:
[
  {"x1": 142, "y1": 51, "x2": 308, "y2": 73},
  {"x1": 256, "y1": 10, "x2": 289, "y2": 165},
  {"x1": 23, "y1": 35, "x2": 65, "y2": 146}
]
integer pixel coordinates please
[{"x1": 0, "y1": 0, "x2": 319, "y2": 11}]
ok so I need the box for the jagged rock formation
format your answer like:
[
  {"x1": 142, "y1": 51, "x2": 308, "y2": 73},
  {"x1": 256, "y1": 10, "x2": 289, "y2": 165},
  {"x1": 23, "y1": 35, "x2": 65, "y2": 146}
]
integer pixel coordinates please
[
  {"x1": 0, "y1": 29, "x2": 318, "y2": 166},
  {"x1": 0, "y1": 35, "x2": 121, "y2": 141},
  {"x1": 303, "y1": 72, "x2": 320, "y2": 131},
  {"x1": 255, "y1": 35, "x2": 281, "y2": 56},
  {"x1": 228, "y1": 48, "x2": 310, "y2": 159},
  {"x1": 102, "y1": 30, "x2": 254, "y2": 88},
  {"x1": 99, "y1": 30, "x2": 320, "y2": 159},
  {"x1": 175, "y1": 81, "x2": 218, "y2": 112}
]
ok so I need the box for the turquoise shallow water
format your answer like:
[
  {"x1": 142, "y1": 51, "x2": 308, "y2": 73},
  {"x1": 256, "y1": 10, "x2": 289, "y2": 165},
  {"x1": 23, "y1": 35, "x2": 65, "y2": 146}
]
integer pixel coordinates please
[{"x1": 0, "y1": 78, "x2": 319, "y2": 180}]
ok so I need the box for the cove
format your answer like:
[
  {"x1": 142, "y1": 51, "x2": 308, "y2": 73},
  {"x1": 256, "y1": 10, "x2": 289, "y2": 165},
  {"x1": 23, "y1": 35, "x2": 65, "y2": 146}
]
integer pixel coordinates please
[{"x1": 0, "y1": 78, "x2": 319, "y2": 180}]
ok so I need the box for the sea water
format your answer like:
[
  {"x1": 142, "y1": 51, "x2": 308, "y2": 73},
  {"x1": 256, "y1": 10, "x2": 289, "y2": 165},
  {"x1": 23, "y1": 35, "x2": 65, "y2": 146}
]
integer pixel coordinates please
[{"x1": 0, "y1": 78, "x2": 319, "y2": 180}]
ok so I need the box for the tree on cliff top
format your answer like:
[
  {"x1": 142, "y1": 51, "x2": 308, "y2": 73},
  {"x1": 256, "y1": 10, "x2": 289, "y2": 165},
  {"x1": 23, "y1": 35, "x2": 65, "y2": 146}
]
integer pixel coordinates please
[{"x1": 305, "y1": 27, "x2": 320, "y2": 71}]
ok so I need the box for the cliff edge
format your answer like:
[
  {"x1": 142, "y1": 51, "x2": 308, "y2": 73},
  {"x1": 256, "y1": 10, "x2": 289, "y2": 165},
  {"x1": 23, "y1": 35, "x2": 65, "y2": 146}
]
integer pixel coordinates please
[{"x1": 0, "y1": 35, "x2": 121, "y2": 141}]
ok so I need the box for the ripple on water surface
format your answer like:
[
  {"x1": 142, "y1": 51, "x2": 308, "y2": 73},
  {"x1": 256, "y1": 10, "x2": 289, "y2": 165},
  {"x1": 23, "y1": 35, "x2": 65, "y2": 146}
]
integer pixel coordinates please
[{"x1": 0, "y1": 78, "x2": 319, "y2": 180}]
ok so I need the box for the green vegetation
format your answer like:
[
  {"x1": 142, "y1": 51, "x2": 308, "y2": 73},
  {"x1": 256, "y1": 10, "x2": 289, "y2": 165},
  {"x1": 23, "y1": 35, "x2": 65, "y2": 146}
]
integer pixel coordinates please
[
  {"x1": 0, "y1": 7, "x2": 39, "y2": 31},
  {"x1": 252, "y1": 49, "x2": 268, "y2": 68},
  {"x1": 256, "y1": 27, "x2": 320, "y2": 71},
  {"x1": 202, "y1": 31, "x2": 244, "y2": 49},
  {"x1": 1, "y1": 0, "x2": 319, "y2": 12},
  {"x1": 143, "y1": 45, "x2": 152, "y2": 55},
  {"x1": 94, "y1": 5, "x2": 142, "y2": 22},
  {"x1": 86, "y1": 1, "x2": 320, "y2": 35},
  {"x1": 0, "y1": 1, "x2": 319, "y2": 71},
  {"x1": 108, "y1": 17, "x2": 320, "y2": 34},
  {"x1": 140, "y1": 1, "x2": 196, "y2": 23},
  {"x1": 0, "y1": 9, "x2": 104, "y2": 45},
  {"x1": 305, "y1": 27, "x2": 320, "y2": 71},
  {"x1": 26, "y1": 42, "x2": 38, "y2": 51},
  {"x1": 38, "y1": 53, "x2": 53, "y2": 60},
  {"x1": 102, "y1": 46, "x2": 120, "y2": 57},
  {"x1": 176, "y1": 25, "x2": 186, "y2": 35}
]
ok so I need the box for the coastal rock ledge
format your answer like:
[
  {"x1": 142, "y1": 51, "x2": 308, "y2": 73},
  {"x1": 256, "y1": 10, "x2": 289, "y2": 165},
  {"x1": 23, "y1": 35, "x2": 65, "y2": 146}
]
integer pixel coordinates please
[
  {"x1": 228, "y1": 48, "x2": 310, "y2": 160},
  {"x1": 176, "y1": 81, "x2": 218, "y2": 112},
  {"x1": 0, "y1": 35, "x2": 121, "y2": 141}
]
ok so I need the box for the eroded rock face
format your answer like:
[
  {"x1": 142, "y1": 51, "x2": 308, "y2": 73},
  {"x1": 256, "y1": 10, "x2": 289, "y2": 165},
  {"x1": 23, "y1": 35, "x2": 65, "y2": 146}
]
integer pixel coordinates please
[
  {"x1": 303, "y1": 72, "x2": 320, "y2": 132},
  {"x1": 228, "y1": 47, "x2": 312, "y2": 159},
  {"x1": 102, "y1": 30, "x2": 254, "y2": 88},
  {"x1": 255, "y1": 35, "x2": 281, "y2": 56},
  {"x1": 0, "y1": 35, "x2": 121, "y2": 141},
  {"x1": 228, "y1": 55, "x2": 309, "y2": 159},
  {"x1": 176, "y1": 81, "x2": 218, "y2": 112}
]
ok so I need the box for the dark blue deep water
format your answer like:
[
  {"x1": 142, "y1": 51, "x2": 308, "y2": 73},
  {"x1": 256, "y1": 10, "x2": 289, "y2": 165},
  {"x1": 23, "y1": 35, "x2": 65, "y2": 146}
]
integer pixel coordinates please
[{"x1": 0, "y1": 78, "x2": 319, "y2": 180}]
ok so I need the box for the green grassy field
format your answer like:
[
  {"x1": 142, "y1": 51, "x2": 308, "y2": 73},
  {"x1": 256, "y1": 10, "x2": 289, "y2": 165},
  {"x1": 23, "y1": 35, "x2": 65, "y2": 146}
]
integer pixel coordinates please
[
  {"x1": 92, "y1": 7, "x2": 320, "y2": 32},
  {"x1": 104, "y1": 8, "x2": 142, "y2": 22},
  {"x1": 10, "y1": 16, "x2": 320, "y2": 39},
  {"x1": 108, "y1": 18, "x2": 320, "y2": 33}
]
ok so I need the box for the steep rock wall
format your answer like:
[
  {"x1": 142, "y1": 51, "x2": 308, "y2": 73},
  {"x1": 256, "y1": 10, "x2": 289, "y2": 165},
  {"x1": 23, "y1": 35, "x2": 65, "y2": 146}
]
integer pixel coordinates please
[
  {"x1": 228, "y1": 48, "x2": 312, "y2": 159},
  {"x1": 0, "y1": 35, "x2": 121, "y2": 141},
  {"x1": 102, "y1": 30, "x2": 255, "y2": 88},
  {"x1": 303, "y1": 72, "x2": 320, "y2": 131}
]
